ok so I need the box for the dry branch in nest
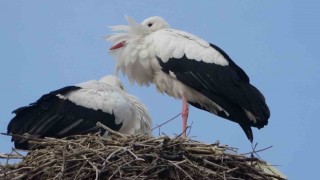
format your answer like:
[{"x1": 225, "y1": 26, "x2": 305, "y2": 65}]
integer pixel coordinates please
[{"x1": 1, "y1": 125, "x2": 286, "y2": 180}]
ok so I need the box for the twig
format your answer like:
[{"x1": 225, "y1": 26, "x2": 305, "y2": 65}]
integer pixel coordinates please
[
  {"x1": 126, "y1": 148, "x2": 145, "y2": 161},
  {"x1": 96, "y1": 122, "x2": 127, "y2": 138},
  {"x1": 0, "y1": 153, "x2": 23, "y2": 159},
  {"x1": 176, "y1": 125, "x2": 191, "y2": 138},
  {"x1": 102, "y1": 147, "x2": 125, "y2": 166},
  {"x1": 203, "y1": 159, "x2": 228, "y2": 170},
  {"x1": 167, "y1": 159, "x2": 194, "y2": 180},
  {"x1": 54, "y1": 145, "x2": 67, "y2": 180},
  {"x1": 150, "y1": 112, "x2": 181, "y2": 134},
  {"x1": 241, "y1": 145, "x2": 273, "y2": 155},
  {"x1": 82, "y1": 155, "x2": 99, "y2": 180}
]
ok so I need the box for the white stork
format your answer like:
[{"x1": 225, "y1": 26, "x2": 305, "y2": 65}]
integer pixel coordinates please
[
  {"x1": 7, "y1": 75, "x2": 152, "y2": 150},
  {"x1": 107, "y1": 16, "x2": 270, "y2": 142}
]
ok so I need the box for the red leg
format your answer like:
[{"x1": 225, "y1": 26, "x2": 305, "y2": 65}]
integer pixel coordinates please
[{"x1": 181, "y1": 96, "x2": 189, "y2": 137}]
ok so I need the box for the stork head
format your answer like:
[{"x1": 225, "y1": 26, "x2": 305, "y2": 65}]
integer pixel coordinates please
[
  {"x1": 141, "y1": 16, "x2": 170, "y2": 32},
  {"x1": 99, "y1": 75, "x2": 125, "y2": 91},
  {"x1": 109, "y1": 16, "x2": 170, "y2": 50}
]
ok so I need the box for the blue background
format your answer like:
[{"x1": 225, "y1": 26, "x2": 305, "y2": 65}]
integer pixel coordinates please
[{"x1": 1, "y1": 1, "x2": 319, "y2": 179}]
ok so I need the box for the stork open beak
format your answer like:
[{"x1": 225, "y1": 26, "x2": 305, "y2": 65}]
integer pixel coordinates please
[{"x1": 110, "y1": 41, "x2": 126, "y2": 50}]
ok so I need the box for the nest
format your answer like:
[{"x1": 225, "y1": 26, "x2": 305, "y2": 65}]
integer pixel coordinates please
[{"x1": 1, "y1": 124, "x2": 286, "y2": 180}]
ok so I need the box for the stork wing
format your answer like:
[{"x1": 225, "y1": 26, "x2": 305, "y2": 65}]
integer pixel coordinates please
[
  {"x1": 157, "y1": 43, "x2": 270, "y2": 128},
  {"x1": 8, "y1": 86, "x2": 122, "y2": 150}
]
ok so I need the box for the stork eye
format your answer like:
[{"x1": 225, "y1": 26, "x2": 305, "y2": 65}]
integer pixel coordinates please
[
  {"x1": 148, "y1": 23, "x2": 153, "y2": 27},
  {"x1": 119, "y1": 84, "x2": 124, "y2": 90}
]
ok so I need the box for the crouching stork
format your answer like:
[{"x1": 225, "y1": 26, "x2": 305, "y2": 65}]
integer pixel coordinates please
[
  {"x1": 7, "y1": 75, "x2": 152, "y2": 150},
  {"x1": 107, "y1": 16, "x2": 270, "y2": 142}
]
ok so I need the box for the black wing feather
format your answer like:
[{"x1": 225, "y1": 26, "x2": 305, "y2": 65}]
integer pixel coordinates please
[
  {"x1": 8, "y1": 86, "x2": 122, "y2": 150},
  {"x1": 158, "y1": 44, "x2": 270, "y2": 142}
]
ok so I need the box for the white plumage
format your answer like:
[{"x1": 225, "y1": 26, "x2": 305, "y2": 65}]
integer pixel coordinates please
[
  {"x1": 70, "y1": 75, "x2": 152, "y2": 135},
  {"x1": 109, "y1": 16, "x2": 228, "y2": 86},
  {"x1": 107, "y1": 16, "x2": 270, "y2": 142},
  {"x1": 8, "y1": 75, "x2": 152, "y2": 149}
]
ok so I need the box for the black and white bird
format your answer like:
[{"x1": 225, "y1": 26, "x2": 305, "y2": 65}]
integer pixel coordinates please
[
  {"x1": 7, "y1": 75, "x2": 152, "y2": 150},
  {"x1": 107, "y1": 16, "x2": 270, "y2": 142}
]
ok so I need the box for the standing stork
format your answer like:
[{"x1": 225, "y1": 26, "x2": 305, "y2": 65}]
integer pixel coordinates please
[
  {"x1": 7, "y1": 75, "x2": 152, "y2": 150},
  {"x1": 107, "y1": 16, "x2": 270, "y2": 142}
]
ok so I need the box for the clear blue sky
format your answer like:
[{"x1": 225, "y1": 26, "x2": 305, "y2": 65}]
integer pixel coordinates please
[{"x1": 1, "y1": 1, "x2": 319, "y2": 179}]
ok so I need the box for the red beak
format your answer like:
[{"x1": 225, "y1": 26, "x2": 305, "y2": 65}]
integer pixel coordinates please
[{"x1": 110, "y1": 41, "x2": 125, "y2": 50}]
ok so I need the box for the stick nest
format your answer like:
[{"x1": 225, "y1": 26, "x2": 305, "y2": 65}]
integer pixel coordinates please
[{"x1": 1, "y1": 128, "x2": 286, "y2": 180}]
